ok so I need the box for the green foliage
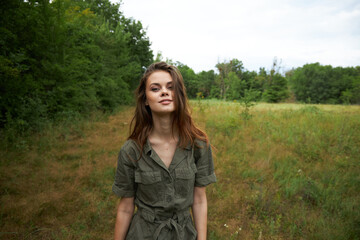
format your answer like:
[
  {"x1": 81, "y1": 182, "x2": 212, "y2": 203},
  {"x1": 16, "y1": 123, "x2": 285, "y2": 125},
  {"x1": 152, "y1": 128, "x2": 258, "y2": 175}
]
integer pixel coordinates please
[
  {"x1": 176, "y1": 62, "x2": 199, "y2": 98},
  {"x1": 160, "y1": 57, "x2": 356, "y2": 106},
  {"x1": 227, "y1": 72, "x2": 244, "y2": 100},
  {"x1": 288, "y1": 63, "x2": 360, "y2": 104},
  {"x1": 261, "y1": 73, "x2": 288, "y2": 102},
  {"x1": 0, "y1": 0, "x2": 153, "y2": 137},
  {"x1": 215, "y1": 59, "x2": 245, "y2": 100},
  {"x1": 261, "y1": 58, "x2": 289, "y2": 103},
  {"x1": 197, "y1": 70, "x2": 216, "y2": 97},
  {"x1": 239, "y1": 89, "x2": 260, "y2": 121}
]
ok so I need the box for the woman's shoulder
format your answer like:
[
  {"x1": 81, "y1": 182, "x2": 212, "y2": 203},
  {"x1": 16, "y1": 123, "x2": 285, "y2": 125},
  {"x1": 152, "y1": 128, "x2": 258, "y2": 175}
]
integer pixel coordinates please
[
  {"x1": 117, "y1": 139, "x2": 142, "y2": 163},
  {"x1": 120, "y1": 139, "x2": 141, "y2": 155},
  {"x1": 193, "y1": 138, "x2": 208, "y2": 149},
  {"x1": 192, "y1": 138, "x2": 211, "y2": 157}
]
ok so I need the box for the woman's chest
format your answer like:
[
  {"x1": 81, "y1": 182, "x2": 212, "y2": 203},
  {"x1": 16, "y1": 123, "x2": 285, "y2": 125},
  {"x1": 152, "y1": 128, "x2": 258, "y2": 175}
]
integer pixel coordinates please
[
  {"x1": 133, "y1": 147, "x2": 198, "y2": 205},
  {"x1": 150, "y1": 142, "x2": 178, "y2": 169},
  {"x1": 152, "y1": 141, "x2": 177, "y2": 168}
]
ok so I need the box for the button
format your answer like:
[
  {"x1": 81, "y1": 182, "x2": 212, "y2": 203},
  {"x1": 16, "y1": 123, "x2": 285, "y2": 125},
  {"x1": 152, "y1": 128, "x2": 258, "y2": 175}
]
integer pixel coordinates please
[
  {"x1": 166, "y1": 195, "x2": 172, "y2": 203},
  {"x1": 165, "y1": 175, "x2": 173, "y2": 182}
]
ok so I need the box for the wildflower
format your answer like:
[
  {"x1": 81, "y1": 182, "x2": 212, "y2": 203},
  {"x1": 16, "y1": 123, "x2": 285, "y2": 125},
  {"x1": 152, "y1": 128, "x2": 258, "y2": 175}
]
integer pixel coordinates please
[
  {"x1": 239, "y1": 227, "x2": 242, "y2": 231},
  {"x1": 297, "y1": 169, "x2": 302, "y2": 173},
  {"x1": 224, "y1": 224, "x2": 229, "y2": 228}
]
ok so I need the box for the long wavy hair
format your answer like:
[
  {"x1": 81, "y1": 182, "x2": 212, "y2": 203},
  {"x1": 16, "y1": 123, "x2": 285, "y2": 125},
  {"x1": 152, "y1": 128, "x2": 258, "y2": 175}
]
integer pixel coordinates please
[{"x1": 128, "y1": 62, "x2": 208, "y2": 150}]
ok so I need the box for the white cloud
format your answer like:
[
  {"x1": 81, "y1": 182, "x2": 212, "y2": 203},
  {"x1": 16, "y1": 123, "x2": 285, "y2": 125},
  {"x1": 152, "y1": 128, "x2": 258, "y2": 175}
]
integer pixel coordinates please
[{"x1": 112, "y1": 0, "x2": 360, "y2": 72}]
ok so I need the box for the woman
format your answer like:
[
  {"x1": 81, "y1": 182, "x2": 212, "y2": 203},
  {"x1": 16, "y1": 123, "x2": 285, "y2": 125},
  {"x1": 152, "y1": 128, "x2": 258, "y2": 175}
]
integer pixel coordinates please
[{"x1": 112, "y1": 62, "x2": 216, "y2": 240}]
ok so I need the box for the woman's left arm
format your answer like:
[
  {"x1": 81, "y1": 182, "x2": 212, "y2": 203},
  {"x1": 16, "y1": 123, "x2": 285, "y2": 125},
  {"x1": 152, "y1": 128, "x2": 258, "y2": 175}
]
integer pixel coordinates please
[{"x1": 192, "y1": 186, "x2": 208, "y2": 240}]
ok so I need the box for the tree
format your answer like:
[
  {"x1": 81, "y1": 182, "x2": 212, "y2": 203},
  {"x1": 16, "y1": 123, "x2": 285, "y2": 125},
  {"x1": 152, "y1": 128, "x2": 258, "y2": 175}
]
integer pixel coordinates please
[
  {"x1": 226, "y1": 72, "x2": 244, "y2": 100},
  {"x1": 288, "y1": 63, "x2": 359, "y2": 104},
  {"x1": 262, "y1": 58, "x2": 288, "y2": 102},
  {"x1": 176, "y1": 63, "x2": 198, "y2": 98},
  {"x1": 262, "y1": 73, "x2": 288, "y2": 102},
  {"x1": 216, "y1": 59, "x2": 244, "y2": 100},
  {"x1": 197, "y1": 70, "x2": 216, "y2": 97},
  {"x1": 0, "y1": 0, "x2": 154, "y2": 135}
]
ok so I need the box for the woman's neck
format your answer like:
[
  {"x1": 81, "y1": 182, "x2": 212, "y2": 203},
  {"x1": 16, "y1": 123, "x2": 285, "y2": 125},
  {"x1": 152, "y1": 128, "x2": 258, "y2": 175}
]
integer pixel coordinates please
[{"x1": 150, "y1": 113, "x2": 178, "y2": 142}]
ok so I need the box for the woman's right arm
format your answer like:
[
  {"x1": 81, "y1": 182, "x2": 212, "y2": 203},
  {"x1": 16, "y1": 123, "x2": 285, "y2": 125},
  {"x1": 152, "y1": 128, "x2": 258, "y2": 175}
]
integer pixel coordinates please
[{"x1": 114, "y1": 197, "x2": 135, "y2": 240}]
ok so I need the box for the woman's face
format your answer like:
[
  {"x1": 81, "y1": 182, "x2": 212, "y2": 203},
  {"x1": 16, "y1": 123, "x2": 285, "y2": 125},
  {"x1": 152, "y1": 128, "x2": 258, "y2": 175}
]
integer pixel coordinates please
[{"x1": 145, "y1": 70, "x2": 175, "y2": 115}]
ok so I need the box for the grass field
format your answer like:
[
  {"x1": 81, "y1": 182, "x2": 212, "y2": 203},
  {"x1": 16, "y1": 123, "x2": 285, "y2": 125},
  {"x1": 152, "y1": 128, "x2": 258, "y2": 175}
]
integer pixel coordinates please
[{"x1": 1, "y1": 101, "x2": 359, "y2": 239}]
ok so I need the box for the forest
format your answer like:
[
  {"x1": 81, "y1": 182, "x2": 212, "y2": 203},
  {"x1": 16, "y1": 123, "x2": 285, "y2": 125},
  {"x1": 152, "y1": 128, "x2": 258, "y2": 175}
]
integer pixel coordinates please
[{"x1": 1, "y1": 0, "x2": 359, "y2": 136}]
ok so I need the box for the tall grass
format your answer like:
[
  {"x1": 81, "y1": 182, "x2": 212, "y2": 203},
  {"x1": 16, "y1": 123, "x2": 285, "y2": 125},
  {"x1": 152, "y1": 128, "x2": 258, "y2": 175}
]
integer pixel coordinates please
[
  {"x1": 196, "y1": 100, "x2": 360, "y2": 240},
  {"x1": 1, "y1": 101, "x2": 359, "y2": 239}
]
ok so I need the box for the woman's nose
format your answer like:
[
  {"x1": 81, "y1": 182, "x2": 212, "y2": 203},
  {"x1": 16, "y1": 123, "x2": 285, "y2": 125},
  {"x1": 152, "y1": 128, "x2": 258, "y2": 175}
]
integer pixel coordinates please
[{"x1": 161, "y1": 87, "x2": 169, "y2": 96}]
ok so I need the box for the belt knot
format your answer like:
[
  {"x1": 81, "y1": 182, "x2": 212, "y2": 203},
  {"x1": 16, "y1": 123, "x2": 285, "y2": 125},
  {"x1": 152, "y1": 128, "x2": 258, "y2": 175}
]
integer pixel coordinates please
[{"x1": 138, "y1": 208, "x2": 190, "y2": 240}]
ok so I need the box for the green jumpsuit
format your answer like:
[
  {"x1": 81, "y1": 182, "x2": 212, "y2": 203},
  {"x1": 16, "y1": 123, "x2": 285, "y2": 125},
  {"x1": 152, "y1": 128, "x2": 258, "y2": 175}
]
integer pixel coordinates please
[{"x1": 112, "y1": 139, "x2": 216, "y2": 239}]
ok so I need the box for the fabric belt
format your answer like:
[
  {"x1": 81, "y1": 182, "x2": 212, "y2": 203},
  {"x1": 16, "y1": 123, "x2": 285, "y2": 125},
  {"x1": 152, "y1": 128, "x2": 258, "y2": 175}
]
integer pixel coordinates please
[{"x1": 138, "y1": 207, "x2": 191, "y2": 240}]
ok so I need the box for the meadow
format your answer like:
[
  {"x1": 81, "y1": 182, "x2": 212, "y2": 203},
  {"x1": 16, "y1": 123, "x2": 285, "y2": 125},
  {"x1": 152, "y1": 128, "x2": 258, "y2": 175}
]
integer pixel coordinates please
[{"x1": 0, "y1": 100, "x2": 359, "y2": 240}]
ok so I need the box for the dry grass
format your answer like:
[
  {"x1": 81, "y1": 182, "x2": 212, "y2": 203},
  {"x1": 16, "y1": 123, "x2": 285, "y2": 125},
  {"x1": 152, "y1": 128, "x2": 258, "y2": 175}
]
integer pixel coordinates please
[
  {"x1": 0, "y1": 107, "x2": 133, "y2": 240},
  {"x1": 1, "y1": 102, "x2": 359, "y2": 239}
]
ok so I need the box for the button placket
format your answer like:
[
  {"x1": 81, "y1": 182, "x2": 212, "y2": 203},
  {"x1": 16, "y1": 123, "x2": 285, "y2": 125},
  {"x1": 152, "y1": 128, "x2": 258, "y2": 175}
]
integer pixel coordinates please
[{"x1": 169, "y1": 174, "x2": 174, "y2": 183}]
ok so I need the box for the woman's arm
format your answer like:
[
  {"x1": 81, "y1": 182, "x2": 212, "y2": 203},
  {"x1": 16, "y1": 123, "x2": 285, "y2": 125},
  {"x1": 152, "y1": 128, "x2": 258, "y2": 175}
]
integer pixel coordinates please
[
  {"x1": 114, "y1": 197, "x2": 135, "y2": 240},
  {"x1": 192, "y1": 186, "x2": 208, "y2": 240}
]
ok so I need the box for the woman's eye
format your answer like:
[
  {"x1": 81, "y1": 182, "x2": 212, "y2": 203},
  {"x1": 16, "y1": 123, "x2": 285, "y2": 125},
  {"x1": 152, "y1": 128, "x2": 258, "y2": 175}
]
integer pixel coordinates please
[
  {"x1": 151, "y1": 88, "x2": 159, "y2": 91},
  {"x1": 168, "y1": 86, "x2": 173, "y2": 90}
]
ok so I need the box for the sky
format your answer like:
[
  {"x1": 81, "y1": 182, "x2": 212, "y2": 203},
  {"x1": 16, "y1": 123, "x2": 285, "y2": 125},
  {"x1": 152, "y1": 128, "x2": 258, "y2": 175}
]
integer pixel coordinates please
[{"x1": 111, "y1": 0, "x2": 360, "y2": 73}]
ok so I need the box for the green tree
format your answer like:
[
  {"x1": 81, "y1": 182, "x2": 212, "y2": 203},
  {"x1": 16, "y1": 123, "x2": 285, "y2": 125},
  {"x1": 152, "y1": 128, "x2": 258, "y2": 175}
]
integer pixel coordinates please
[
  {"x1": 176, "y1": 63, "x2": 198, "y2": 98},
  {"x1": 289, "y1": 63, "x2": 358, "y2": 104},
  {"x1": 121, "y1": 18, "x2": 153, "y2": 90},
  {"x1": 197, "y1": 70, "x2": 216, "y2": 97},
  {"x1": 227, "y1": 72, "x2": 244, "y2": 100},
  {"x1": 262, "y1": 73, "x2": 288, "y2": 102},
  {"x1": 0, "y1": 0, "x2": 153, "y2": 136},
  {"x1": 216, "y1": 59, "x2": 243, "y2": 100},
  {"x1": 262, "y1": 58, "x2": 288, "y2": 102}
]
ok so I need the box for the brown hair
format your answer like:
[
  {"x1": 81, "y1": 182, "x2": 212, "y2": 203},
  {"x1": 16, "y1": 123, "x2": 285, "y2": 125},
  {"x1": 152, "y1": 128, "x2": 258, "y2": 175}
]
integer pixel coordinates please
[{"x1": 128, "y1": 62, "x2": 208, "y2": 149}]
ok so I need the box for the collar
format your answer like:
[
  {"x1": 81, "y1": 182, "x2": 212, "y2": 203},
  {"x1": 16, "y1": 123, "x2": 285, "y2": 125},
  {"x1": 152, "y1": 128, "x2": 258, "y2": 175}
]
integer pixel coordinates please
[
  {"x1": 184, "y1": 142, "x2": 192, "y2": 150},
  {"x1": 143, "y1": 138, "x2": 192, "y2": 154},
  {"x1": 144, "y1": 138, "x2": 152, "y2": 155}
]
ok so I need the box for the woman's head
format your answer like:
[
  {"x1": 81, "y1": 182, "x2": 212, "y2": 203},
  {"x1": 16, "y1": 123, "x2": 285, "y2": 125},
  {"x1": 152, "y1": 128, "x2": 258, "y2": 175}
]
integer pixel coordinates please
[
  {"x1": 129, "y1": 62, "x2": 208, "y2": 148},
  {"x1": 136, "y1": 62, "x2": 187, "y2": 117}
]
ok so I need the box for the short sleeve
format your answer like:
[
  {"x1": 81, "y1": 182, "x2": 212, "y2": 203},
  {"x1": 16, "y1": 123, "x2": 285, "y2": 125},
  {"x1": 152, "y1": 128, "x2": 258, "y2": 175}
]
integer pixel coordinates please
[
  {"x1": 194, "y1": 140, "x2": 217, "y2": 187},
  {"x1": 112, "y1": 141, "x2": 137, "y2": 198}
]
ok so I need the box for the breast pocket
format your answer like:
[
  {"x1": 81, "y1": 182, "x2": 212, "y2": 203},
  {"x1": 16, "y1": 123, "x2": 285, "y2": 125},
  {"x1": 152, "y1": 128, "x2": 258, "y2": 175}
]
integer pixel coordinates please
[
  {"x1": 135, "y1": 171, "x2": 164, "y2": 204},
  {"x1": 174, "y1": 163, "x2": 197, "y2": 199}
]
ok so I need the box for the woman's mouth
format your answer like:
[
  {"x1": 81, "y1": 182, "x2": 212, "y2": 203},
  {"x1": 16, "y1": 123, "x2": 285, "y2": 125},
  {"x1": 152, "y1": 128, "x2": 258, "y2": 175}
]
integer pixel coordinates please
[{"x1": 159, "y1": 99, "x2": 172, "y2": 105}]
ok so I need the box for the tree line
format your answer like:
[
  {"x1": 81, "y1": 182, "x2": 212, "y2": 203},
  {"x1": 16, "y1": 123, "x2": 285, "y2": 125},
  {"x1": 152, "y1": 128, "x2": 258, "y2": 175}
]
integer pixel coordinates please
[
  {"x1": 288, "y1": 63, "x2": 360, "y2": 104},
  {"x1": 173, "y1": 58, "x2": 359, "y2": 105},
  {"x1": 1, "y1": 0, "x2": 359, "y2": 138},
  {"x1": 172, "y1": 57, "x2": 289, "y2": 103}
]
